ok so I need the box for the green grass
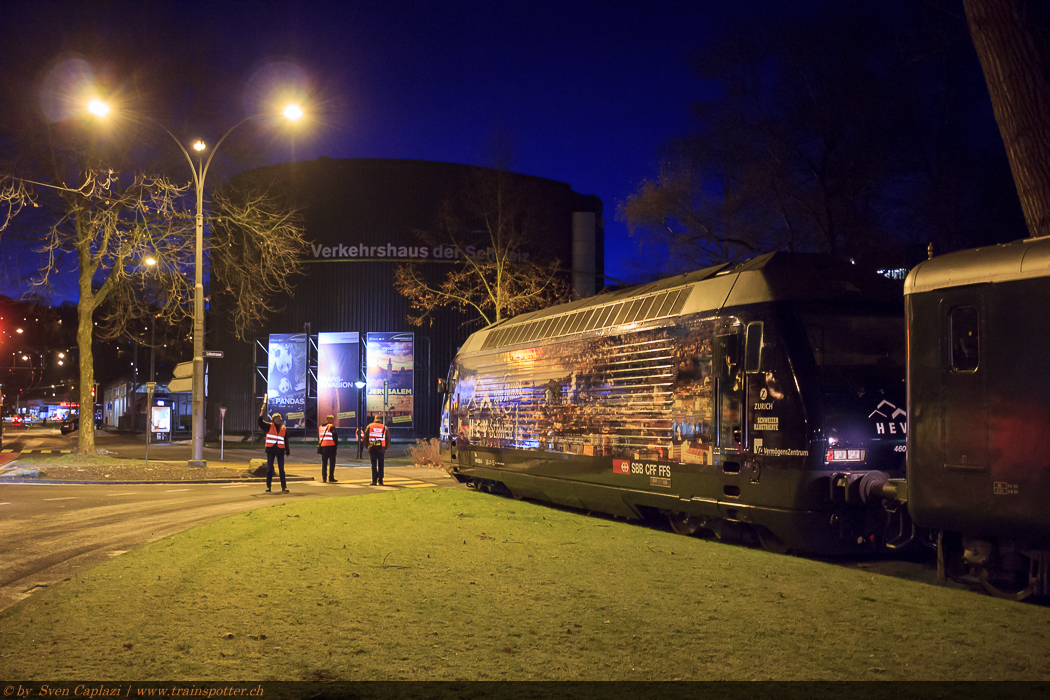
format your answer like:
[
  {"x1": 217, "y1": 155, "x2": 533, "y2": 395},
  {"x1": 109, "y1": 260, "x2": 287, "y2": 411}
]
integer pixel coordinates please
[{"x1": 2, "y1": 489, "x2": 1049, "y2": 681}]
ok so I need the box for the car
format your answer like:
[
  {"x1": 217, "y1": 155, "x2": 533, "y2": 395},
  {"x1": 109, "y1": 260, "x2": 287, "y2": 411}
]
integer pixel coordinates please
[
  {"x1": 11, "y1": 415, "x2": 24, "y2": 428},
  {"x1": 61, "y1": 413, "x2": 102, "y2": 435}
]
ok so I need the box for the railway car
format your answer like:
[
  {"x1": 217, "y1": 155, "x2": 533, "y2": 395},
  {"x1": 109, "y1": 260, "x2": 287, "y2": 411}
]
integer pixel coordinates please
[
  {"x1": 439, "y1": 252, "x2": 908, "y2": 555},
  {"x1": 904, "y1": 237, "x2": 1050, "y2": 599}
]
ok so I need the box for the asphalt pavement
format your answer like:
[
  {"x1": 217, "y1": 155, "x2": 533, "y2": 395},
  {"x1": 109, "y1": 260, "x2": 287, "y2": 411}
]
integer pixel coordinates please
[{"x1": 0, "y1": 424, "x2": 461, "y2": 612}]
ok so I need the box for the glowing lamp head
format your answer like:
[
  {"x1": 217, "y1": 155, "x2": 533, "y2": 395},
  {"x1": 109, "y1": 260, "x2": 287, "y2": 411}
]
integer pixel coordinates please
[
  {"x1": 87, "y1": 99, "x2": 110, "y2": 117},
  {"x1": 192, "y1": 140, "x2": 206, "y2": 152},
  {"x1": 144, "y1": 257, "x2": 157, "y2": 266},
  {"x1": 283, "y1": 104, "x2": 303, "y2": 121}
]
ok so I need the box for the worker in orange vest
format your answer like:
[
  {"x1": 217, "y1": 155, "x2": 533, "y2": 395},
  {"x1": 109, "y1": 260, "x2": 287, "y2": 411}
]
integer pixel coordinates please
[
  {"x1": 356, "y1": 424, "x2": 366, "y2": 460},
  {"x1": 318, "y1": 414, "x2": 339, "y2": 483},
  {"x1": 365, "y1": 415, "x2": 390, "y2": 485},
  {"x1": 258, "y1": 402, "x2": 291, "y2": 493}
]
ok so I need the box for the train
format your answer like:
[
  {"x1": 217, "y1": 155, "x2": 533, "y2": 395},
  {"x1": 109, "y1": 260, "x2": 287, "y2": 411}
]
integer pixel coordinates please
[
  {"x1": 905, "y1": 237, "x2": 1050, "y2": 599},
  {"x1": 438, "y1": 243, "x2": 1050, "y2": 600}
]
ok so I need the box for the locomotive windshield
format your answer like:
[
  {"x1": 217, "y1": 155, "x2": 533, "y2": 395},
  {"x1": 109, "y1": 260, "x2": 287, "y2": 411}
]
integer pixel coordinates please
[{"x1": 802, "y1": 312, "x2": 905, "y2": 390}]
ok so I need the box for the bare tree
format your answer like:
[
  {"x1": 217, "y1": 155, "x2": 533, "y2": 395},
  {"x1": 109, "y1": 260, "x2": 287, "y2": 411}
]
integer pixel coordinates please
[
  {"x1": 24, "y1": 169, "x2": 306, "y2": 455},
  {"x1": 620, "y1": 2, "x2": 1026, "y2": 277},
  {"x1": 965, "y1": 0, "x2": 1050, "y2": 239},
  {"x1": 394, "y1": 165, "x2": 569, "y2": 327},
  {"x1": 209, "y1": 185, "x2": 309, "y2": 339}
]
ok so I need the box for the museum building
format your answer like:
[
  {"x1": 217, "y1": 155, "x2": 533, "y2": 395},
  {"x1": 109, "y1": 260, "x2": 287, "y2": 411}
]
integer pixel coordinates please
[{"x1": 207, "y1": 158, "x2": 604, "y2": 439}]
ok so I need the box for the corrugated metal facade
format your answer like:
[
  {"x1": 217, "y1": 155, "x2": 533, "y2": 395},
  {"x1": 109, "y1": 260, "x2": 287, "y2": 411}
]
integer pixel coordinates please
[{"x1": 207, "y1": 158, "x2": 604, "y2": 437}]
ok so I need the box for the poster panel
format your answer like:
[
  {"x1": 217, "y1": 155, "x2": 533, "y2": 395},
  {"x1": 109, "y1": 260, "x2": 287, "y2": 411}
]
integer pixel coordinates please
[
  {"x1": 266, "y1": 333, "x2": 307, "y2": 427},
  {"x1": 318, "y1": 331, "x2": 361, "y2": 430},
  {"x1": 151, "y1": 406, "x2": 171, "y2": 433},
  {"x1": 365, "y1": 332, "x2": 414, "y2": 428}
]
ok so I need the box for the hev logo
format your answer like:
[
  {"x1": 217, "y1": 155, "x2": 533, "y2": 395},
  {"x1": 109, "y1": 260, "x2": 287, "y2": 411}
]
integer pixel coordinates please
[{"x1": 869, "y1": 400, "x2": 908, "y2": 436}]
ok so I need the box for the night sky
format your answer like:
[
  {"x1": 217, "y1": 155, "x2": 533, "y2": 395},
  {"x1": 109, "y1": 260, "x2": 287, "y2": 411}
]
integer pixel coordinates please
[
  {"x1": 0, "y1": 0, "x2": 1007, "y2": 300},
  {"x1": 0, "y1": 0, "x2": 755, "y2": 299}
]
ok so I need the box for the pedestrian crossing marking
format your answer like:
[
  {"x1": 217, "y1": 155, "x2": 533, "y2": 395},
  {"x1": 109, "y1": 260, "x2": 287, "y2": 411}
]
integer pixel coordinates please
[
  {"x1": 0, "y1": 449, "x2": 73, "y2": 454},
  {"x1": 403, "y1": 483, "x2": 436, "y2": 488}
]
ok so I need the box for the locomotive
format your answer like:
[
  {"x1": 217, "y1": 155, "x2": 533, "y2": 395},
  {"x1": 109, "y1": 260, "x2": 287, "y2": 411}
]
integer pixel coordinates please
[{"x1": 438, "y1": 252, "x2": 909, "y2": 556}]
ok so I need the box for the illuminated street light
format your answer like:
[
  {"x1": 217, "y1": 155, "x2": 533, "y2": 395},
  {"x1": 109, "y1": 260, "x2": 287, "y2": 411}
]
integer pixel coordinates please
[
  {"x1": 87, "y1": 99, "x2": 109, "y2": 117},
  {"x1": 144, "y1": 257, "x2": 157, "y2": 266},
  {"x1": 89, "y1": 99, "x2": 304, "y2": 467}
]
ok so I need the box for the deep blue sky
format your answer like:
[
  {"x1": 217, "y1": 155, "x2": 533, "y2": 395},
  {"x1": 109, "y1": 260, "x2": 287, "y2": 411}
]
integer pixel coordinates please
[
  {"x1": 215, "y1": 0, "x2": 731, "y2": 286},
  {"x1": 2, "y1": 0, "x2": 740, "y2": 298}
]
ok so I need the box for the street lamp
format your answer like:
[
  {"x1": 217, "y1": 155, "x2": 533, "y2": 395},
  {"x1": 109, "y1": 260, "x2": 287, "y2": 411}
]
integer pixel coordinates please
[{"x1": 90, "y1": 100, "x2": 303, "y2": 467}]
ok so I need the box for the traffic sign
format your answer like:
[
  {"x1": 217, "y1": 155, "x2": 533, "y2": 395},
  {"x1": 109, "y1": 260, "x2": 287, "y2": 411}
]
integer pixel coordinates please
[{"x1": 203, "y1": 350, "x2": 224, "y2": 359}]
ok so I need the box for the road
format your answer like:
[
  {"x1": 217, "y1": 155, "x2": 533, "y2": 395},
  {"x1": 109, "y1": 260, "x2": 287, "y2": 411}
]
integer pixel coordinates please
[{"x1": 0, "y1": 423, "x2": 460, "y2": 612}]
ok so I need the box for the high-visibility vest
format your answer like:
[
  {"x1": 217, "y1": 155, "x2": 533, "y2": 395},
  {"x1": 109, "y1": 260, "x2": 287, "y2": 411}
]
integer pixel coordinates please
[
  {"x1": 367, "y1": 423, "x2": 388, "y2": 448},
  {"x1": 319, "y1": 425, "x2": 336, "y2": 447},
  {"x1": 265, "y1": 423, "x2": 287, "y2": 449}
]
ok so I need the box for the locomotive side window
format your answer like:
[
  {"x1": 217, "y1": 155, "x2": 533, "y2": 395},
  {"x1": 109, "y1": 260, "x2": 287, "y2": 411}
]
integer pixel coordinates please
[{"x1": 949, "y1": 306, "x2": 979, "y2": 372}]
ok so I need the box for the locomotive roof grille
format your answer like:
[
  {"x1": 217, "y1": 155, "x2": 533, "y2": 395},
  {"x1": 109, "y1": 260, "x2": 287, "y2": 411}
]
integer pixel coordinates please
[
  {"x1": 474, "y1": 252, "x2": 900, "y2": 352},
  {"x1": 479, "y1": 287, "x2": 692, "y2": 350}
]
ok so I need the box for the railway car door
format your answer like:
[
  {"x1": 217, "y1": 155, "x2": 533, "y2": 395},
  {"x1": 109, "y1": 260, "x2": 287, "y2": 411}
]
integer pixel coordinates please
[{"x1": 941, "y1": 300, "x2": 988, "y2": 472}]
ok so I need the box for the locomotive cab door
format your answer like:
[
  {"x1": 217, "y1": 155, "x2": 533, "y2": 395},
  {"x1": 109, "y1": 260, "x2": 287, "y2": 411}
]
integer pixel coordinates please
[{"x1": 714, "y1": 330, "x2": 745, "y2": 500}]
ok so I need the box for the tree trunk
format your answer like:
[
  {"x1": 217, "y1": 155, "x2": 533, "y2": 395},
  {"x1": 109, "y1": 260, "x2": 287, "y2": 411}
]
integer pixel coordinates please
[
  {"x1": 77, "y1": 273, "x2": 97, "y2": 455},
  {"x1": 965, "y1": 0, "x2": 1050, "y2": 239}
]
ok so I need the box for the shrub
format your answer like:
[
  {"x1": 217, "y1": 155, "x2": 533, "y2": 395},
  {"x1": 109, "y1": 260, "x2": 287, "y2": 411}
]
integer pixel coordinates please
[{"x1": 406, "y1": 438, "x2": 443, "y2": 468}]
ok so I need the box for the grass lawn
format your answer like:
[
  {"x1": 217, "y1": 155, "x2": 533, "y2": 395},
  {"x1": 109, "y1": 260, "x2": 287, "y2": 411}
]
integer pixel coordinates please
[{"x1": 2, "y1": 489, "x2": 1048, "y2": 681}]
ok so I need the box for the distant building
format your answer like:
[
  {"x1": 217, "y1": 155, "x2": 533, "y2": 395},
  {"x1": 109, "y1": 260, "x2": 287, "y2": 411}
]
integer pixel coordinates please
[{"x1": 208, "y1": 158, "x2": 604, "y2": 437}]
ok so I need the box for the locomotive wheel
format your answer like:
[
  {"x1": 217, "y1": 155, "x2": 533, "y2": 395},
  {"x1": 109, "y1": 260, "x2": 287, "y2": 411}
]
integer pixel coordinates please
[
  {"x1": 978, "y1": 566, "x2": 1035, "y2": 601},
  {"x1": 756, "y1": 527, "x2": 790, "y2": 554},
  {"x1": 668, "y1": 512, "x2": 704, "y2": 536}
]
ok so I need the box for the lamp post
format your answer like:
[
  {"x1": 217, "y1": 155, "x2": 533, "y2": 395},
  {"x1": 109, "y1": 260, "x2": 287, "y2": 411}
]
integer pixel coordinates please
[{"x1": 88, "y1": 100, "x2": 303, "y2": 467}]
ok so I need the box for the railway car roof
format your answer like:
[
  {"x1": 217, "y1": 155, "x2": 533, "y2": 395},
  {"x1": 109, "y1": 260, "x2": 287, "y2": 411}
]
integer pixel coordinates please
[
  {"x1": 464, "y1": 252, "x2": 901, "y2": 354},
  {"x1": 904, "y1": 236, "x2": 1050, "y2": 295}
]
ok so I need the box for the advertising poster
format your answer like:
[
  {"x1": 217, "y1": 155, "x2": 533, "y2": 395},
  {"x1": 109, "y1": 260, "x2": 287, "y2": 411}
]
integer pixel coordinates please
[
  {"x1": 318, "y1": 331, "x2": 361, "y2": 430},
  {"x1": 151, "y1": 405, "x2": 171, "y2": 433},
  {"x1": 266, "y1": 333, "x2": 307, "y2": 427},
  {"x1": 365, "y1": 332, "x2": 414, "y2": 428}
]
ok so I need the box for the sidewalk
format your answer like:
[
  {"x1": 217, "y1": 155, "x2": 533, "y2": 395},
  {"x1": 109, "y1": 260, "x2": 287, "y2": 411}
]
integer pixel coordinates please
[{"x1": 0, "y1": 441, "x2": 453, "y2": 486}]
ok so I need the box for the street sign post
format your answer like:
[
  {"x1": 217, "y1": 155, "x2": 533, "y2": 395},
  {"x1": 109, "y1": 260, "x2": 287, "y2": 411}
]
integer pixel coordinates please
[
  {"x1": 220, "y1": 406, "x2": 227, "y2": 461},
  {"x1": 145, "y1": 382, "x2": 157, "y2": 465}
]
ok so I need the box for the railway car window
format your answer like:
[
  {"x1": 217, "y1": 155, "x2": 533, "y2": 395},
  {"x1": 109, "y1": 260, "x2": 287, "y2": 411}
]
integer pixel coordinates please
[{"x1": 949, "y1": 306, "x2": 980, "y2": 372}]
